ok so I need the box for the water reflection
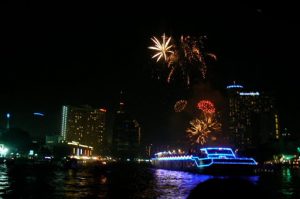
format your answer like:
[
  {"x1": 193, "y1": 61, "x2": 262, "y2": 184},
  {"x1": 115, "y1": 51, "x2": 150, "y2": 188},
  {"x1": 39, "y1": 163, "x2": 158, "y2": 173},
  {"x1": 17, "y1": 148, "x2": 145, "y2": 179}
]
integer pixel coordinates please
[
  {"x1": 154, "y1": 169, "x2": 212, "y2": 199},
  {"x1": 280, "y1": 168, "x2": 296, "y2": 198},
  {"x1": 0, "y1": 164, "x2": 10, "y2": 196},
  {"x1": 0, "y1": 163, "x2": 299, "y2": 198},
  {"x1": 58, "y1": 169, "x2": 109, "y2": 198},
  {"x1": 153, "y1": 169, "x2": 260, "y2": 199}
]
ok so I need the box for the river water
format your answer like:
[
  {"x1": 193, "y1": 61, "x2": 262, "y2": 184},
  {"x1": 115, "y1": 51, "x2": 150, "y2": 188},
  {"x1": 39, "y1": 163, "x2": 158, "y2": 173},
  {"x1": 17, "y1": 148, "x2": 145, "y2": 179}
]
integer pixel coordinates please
[{"x1": 0, "y1": 163, "x2": 299, "y2": 198}]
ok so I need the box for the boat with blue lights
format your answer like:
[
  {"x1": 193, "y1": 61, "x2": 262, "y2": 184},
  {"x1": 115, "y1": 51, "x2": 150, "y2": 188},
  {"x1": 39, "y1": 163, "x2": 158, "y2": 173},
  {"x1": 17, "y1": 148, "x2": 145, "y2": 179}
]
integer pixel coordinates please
[{"x1": 151, "y1": 147, "x2": 258, "y2": 174}]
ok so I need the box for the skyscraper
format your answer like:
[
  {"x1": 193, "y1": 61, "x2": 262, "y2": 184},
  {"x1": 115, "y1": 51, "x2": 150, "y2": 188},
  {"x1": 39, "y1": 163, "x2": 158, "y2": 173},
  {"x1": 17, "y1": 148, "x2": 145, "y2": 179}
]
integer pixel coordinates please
[
  {"x1": 112, "y1": 101, "x2": 141, "y2": 160},
  {"x1": 61, "y1": 105, "x2": 106, "y2": 155},
  {"x1": 226, "y1": 83, "x2": 279, "y2": 150}
]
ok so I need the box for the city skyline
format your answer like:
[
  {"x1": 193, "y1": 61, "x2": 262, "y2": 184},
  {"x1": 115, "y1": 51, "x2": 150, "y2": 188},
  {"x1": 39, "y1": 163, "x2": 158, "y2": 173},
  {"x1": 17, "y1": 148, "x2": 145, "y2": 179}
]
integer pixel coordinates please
[{"x1": 1, "y1": 2, "x2": 299, "y2": 144}]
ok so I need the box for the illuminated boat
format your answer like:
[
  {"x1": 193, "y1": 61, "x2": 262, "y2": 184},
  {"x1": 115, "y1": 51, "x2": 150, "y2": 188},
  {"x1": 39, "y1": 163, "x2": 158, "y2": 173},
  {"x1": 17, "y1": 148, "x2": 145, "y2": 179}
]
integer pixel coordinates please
[{"x1": 151, "y1": 147, "x2": 258, "y2": 174}]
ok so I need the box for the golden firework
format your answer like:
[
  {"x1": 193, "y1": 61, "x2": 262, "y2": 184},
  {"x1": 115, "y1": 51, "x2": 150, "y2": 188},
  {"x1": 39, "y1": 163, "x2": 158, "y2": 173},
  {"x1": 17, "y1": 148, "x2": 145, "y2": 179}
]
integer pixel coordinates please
[
  {"x1": 148, "y1": 34, "x2": 174, "y2": 62},
  {"x1": 186, "y1": 116, "x2": 221, "y2": 145}
]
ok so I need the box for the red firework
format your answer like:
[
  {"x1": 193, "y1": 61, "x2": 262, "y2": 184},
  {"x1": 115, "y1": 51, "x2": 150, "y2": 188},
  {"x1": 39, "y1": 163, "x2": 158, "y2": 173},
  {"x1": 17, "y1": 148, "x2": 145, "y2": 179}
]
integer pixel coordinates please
[{"x1": 197, "y1": 100, "x2": 215, "y2": 114}]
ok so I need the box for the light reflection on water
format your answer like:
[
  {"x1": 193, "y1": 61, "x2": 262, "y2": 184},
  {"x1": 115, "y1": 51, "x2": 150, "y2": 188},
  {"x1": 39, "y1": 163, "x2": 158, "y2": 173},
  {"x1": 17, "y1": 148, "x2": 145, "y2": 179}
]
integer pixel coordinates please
[
  {"x1": 0, "y1": 164, "x2": 9, "y2": 196},
  {"x1": 278, "y1": 168, "x2": 300, "y2": 198},
  {"x1": 153, "y1": 169, "x2": 259, "y2": 199},
  {"x1": 0, "y1": 163, "x2": 299, "y2": 198},
  {"x1": 154, "y1": 169, "x2": 213, "y2": 199},
  {"x1": 257, "y1": 167, "x2": 300, "y2": 199},
  {"x1": 52, "y1": 169, "x2": 109, "y2": 198}
]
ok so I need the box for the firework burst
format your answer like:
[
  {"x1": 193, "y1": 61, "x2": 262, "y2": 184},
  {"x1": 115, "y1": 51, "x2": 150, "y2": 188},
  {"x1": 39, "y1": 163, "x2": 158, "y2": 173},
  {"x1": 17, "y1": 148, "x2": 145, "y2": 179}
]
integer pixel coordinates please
[
  {"x1": 186, "y1": 118, "x2": 210, "y2": 145},
  {"x1": 186, "y1": 115, "x2": 221, "y2": 145},
  {"x1": 148, "y1": 34, "x2": 174, "y2": 62},
  {"x1": 174, "y1": 100, "x2": 188, "y2": 112},
  {"x1": 197, "y1": 100, "x2": 216, "y2": 114},
  {"x1": 149, "y1": 34, "x2": 216, "y2": 86}
]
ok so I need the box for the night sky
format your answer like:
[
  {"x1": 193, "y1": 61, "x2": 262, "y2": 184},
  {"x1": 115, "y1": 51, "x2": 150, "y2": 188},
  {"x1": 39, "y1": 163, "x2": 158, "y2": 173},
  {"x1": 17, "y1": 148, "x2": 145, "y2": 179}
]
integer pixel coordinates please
[{"x1": 1, "y1": 2, "x2": 299, "y2": 144}]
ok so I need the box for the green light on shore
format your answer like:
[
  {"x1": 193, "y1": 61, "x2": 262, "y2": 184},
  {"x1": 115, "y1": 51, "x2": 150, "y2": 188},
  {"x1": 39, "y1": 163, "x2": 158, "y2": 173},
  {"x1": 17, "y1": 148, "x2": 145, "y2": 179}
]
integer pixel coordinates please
[
  {"x1": 297, "y1": 147, "x2": 300, "y2": 153},
  {"x1": 282, "y1": 154, "x2": 294, "y2": 160},
  {"x1": 0, "y1": 144, "x2": 9, "y2": 157}
]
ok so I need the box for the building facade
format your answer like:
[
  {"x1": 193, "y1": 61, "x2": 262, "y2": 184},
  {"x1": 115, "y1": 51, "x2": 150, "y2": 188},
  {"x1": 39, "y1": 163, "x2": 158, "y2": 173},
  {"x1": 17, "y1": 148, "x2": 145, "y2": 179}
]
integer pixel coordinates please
[
  {"x1": 226, "y1": 83, "x2": 279, "y2": 150},
  {"x1": 112, "y1": 102, "x2": 141, "y2": 160},
  {"x1": 61, "y1": 105, "x2": 106, "y2": 155}
]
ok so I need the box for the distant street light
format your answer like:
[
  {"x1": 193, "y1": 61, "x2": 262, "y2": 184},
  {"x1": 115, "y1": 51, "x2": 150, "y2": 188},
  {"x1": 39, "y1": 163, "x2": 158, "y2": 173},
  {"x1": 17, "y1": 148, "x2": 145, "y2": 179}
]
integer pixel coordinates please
[
  {"x1": 0, "y1": 144, "x2": 9, "y2": 157},
  {"x1": 6, "y1": 113, "x2": 10, "y2": 129}
]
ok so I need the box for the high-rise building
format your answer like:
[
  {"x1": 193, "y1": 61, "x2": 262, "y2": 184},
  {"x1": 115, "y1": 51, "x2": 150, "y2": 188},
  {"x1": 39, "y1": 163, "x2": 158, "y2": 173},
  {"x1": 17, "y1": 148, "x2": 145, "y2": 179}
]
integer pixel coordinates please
[
  {"x1": 61, "y1": 105, "x2": 106, "y2": 155},
  {"x1": 226, "y1": 83, "x2": 279, "y2": 150},
  {"x1": 112, "y1": 102, "x2": 141, "y2": 160}
]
